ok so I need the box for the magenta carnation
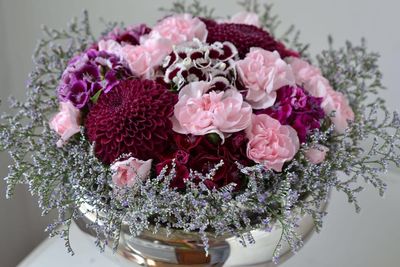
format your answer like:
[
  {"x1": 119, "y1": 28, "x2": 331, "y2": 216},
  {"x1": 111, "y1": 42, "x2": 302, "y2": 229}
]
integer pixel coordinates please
[
  {"x1": 203, "y1": 20, "x2": 299, "y2": 58},
  {"x1": 85, "y1": 79, "x2": 178, "y2": 164},
  {"x1": 257, "y1": 86, "x2": 325, "y2": 143}
]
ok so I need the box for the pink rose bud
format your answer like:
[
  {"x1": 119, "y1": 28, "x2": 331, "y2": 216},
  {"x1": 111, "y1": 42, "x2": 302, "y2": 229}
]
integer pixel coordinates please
[
  {"x1": 49, "y1": 101, "x2": 81, "y2": 147},
  {"x1": 111, "y1": 157, "x2": 152, "y2": 188},
  {"x1": 305, "y1": 145, "x2": 329, "y2": 164},
  {"x1": 246, "y1": 114, "x2": 300, "y2": 172},
  {"x1": 237, "y1": 48, "x2": 295, "y2": 109}
]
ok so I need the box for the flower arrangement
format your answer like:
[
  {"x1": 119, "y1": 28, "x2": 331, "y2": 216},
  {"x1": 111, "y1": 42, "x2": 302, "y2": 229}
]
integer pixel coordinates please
[{"x1": 1, "y1": 0, "x2": 399, "y2": 262}]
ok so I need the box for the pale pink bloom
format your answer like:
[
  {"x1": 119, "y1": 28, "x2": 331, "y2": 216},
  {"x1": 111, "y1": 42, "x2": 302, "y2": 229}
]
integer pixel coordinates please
[
  {"x1": 98, "y1": 39, "x2": 123, "y2": 59},
  {"x1": 305, "y1": 145, "x2": 329, "y2": 164},
  {"x1": 122, "y1": 38, "x2": 172, "y2": 78},
  {"x1": 237, "y1": 48, "x2": 295, "y2": 109},
  {"x1": 143, "y1": 37, "x2": 173, "y2": 64},
  {"x1": 228, "y1": 12, "x2": 260, "y2": 27},
  {"x1": 288, "y1": 57, "x2": 355, "y2": 133},
  {"x1": 49, "y1": 101, "x2": 81, "y2": 147},
  {"x1": 246, "y1": 114, "x2": 300, "y2": 172},
  {"x1": 150, "y1": 14, "x2": 208, "y2": 45},
  {"x1": 111, "y1": 157, "x2": 152, "y2": 188},
  {"x1": 324, "y1": 89, "x2": 355, "y2": 133},
  {"x1": 287, "y1": 57, "x2": 330, "y2": 99},
  {"x1": 172, "y1": 81, "x2": 252, "y2": 141}
]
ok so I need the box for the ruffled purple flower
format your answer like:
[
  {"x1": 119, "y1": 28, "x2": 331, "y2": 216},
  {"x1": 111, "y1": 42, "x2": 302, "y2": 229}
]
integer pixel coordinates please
[
  {"x1": 105, "y1": 24, "x2": 151, "y2": 45},
  {"x1": 57, "y1": 49, "x2": 132, "y2": 109},
  {"x1": 257, "y1": 85, "x2": 325, "y2": 143}
]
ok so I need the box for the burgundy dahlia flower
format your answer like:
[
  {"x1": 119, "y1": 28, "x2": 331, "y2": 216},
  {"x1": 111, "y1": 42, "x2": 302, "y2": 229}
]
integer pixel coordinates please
[
  {"x1": 258, "y1": 85, "x2": 325, "y2": 143},
  {"x1": 57, "y1": 49, "x2": 131, "y2": 109},
  {"x1": 85, "y1": 79, "x2": 178, "y2": 164},
  {"x1": 203, "y1": 19, "x2": 299, "y2": 59}
]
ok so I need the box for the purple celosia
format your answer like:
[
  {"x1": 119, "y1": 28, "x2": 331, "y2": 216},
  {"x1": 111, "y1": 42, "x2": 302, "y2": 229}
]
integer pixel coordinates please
[
  {"x1": 105, "y1": 24, "x2": 151, "y2": 45},
  {"x1": 57, "y1": 49, "x2": 132, "y2": 109},
  {"x1": 257, "y1": 85, "x2": 325, "y2": 143}
]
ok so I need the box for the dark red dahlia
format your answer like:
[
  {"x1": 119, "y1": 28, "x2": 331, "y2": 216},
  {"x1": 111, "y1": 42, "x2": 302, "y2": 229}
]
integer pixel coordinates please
[
  {"x1": 257, "y1": 85, "x2": 325, "y2": 143},
  {"x1": 85, "y1": 79, "x2": 178, "y2": 164},
  {"x1": 203, "y1": 20, "x2": 299, "y2": 59}
]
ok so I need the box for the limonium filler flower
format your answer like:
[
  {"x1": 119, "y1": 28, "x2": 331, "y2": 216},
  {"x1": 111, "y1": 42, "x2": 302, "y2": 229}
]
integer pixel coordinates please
[{"x1": 1, "y1": 1, "x2": 399, "y2": 265}]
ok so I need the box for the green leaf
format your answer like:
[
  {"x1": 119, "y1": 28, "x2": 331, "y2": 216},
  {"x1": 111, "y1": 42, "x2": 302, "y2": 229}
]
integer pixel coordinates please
[{"x1": 91, "y1": 89, "x2": 103, "y2": 104}]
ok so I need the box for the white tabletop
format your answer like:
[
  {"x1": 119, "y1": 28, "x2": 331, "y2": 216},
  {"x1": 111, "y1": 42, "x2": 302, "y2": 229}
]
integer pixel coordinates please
[{"x1": 18, "y1": 171, "x2": 400, "y2": 267}]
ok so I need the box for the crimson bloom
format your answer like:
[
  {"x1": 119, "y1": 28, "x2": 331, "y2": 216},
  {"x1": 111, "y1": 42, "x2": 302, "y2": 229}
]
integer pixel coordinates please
[
  {"x1": 156, "y1": 132, "x2": 252, "y2": 190},
  {"x1": 85, "y1": 79, "x2": 177, "y2": 164},
  {"x1": 203, "y1": 19, "x2": 299, "y2": 59}
]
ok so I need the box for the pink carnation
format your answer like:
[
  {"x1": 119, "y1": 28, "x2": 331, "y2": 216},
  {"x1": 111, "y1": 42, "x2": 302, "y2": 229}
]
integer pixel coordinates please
[
  {"x1": 305, "y1": 145, "x2": 329, "y2": 164},
  {"x1": 288, "y1": 57, "x2": 330, "y2": 99},
  {"x1": 246, "y1": 114, "x2": 299, "y2": 172},
  {"x1": 150, "y1": 14, "x2": 208, "y2": 45},
  {"x1": 288, "y1": 57, "x2": 354, "y2": 133},
  {"x1": 49, "y1": 101, "x2": 81, "y2": 147},
  {"x1": 172, "y1": 80, "x2": 252, "y2": 142},
  {"x1": 111, "y1": 157, "x2": 152, "y2": 188},
  {"x1": 122, "y1": 38, "x2": 172, "y2": 78},
  {"x1": 224, "y1": 12, "x2": 260, "y2": 27},
  {"x1": 237, "y1": 48, "x2": 295, "y2": 109},
  {"x1": 324, "y1": 90, "x2": 355, "y2": 133}
]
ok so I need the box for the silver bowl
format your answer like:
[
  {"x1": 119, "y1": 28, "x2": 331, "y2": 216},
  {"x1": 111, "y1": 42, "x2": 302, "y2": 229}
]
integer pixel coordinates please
[{"x1": 75, "y1": 199, "x2": 327, "y2": 267}]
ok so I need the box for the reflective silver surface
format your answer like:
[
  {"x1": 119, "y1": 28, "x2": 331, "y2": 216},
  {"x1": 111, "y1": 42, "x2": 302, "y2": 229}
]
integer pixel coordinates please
[{"x1": 75, "y1": 200, "x2": 327, "y2": 267}]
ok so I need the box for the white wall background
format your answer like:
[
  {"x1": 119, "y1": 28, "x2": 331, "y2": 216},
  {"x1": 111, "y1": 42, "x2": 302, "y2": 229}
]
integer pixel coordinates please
[{"x1": 0, "y1": 1, "x2": 399, "y2": 267}]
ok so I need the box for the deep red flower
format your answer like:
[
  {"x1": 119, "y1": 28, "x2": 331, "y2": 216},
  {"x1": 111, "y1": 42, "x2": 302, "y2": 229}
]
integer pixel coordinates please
[
  {"x1": 203, "y1": 20, "x2": 299, "y2": 59},
  {"x1": 156, "y1": 158, "x2": 190, "y2": 189},
  {"x1": 157, "y1": 132, "x2": 252, "y2": 190},
  {"x1": 85, "y1": 79, "x2": 177, "y2": 164},
  {"x1": 106, "y1": 24, "x2": 151, "y2": 46}
]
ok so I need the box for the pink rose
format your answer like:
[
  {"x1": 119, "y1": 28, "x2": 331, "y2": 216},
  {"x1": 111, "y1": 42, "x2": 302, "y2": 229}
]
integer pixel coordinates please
[
  {"x1": 98, "y1": 39, "x2": 123, "y2": 59},
  {"x1": 49, "y1": 101, "x2": 81, "y2": 147},
  {"x1": 237, "y1": 48, "x2": 295, "y2": 109},
  {"x1": 305, "y1": 145, "x2": 329, "y2": 164},
  {"x1": 111, "y1": 157, "x2": 152, "y2": 188},
  {"x1": 246, "y1": 114, "x2": 300, "y2": 172},
  {"x1": 122, "y1": 37, "x2": 172, "y2": 78},
  {"x1": 324, "y1": 89, "x2": 355, "y2": 133},
  {"x1": 288, "y1": 57, "x2": 330, "y2": 99},
  {"x1": 228, "y1": 12, "x2": 260, "y2": 27},
  {"x1": 288, "y1": 57, "x2": 355, "y2": 133},
  {"x1": 150, "y1": 14, "x2": 208, "y2": 45},
  {"x1": 172, "y1": 80, "x2": 252, "y2": 142}
]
